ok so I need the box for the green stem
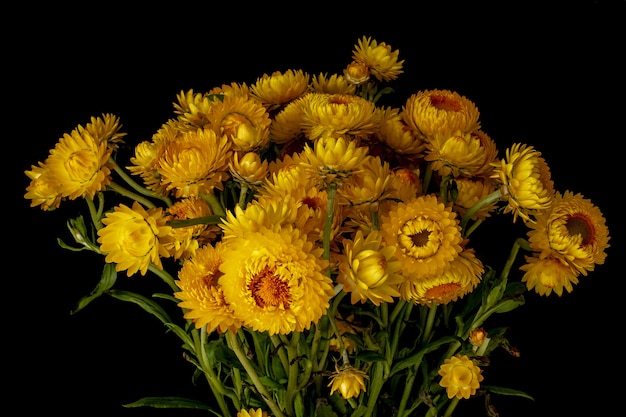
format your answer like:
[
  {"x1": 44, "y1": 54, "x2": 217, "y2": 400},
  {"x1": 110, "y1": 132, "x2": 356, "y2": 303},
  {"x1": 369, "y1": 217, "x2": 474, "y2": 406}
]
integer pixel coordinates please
[
  {"x1": 202, "y1": 192, "x2": 227, "y2": 218},
  {"x1": 107, "y1": 181, "x2": 156, "y2": 209},
  {"x1": 323, "y1": 182, "x2": 338, "y2": 273},
  {"x1": 109, "y1": 157, "x2": 172, "y2": 206},
  {"x1": 442, "y1": 397, "x2": 460, "y2": 417},
  {"x1": 395, "y1": 364, "x2": 419, "y2": 417},
  {"x1": 238, "y1": 183, "x2": 249, "y2": 209},
  {"x1": 459, "y1": 189, "x2": 502, "y2": 236},
  {"x1": 226, "y1": 331, "x2": 285, "y2": 417},
  {"x1": 362, "y1": 361, "x2": 384, "y2": 416},
  {"x1": 500, "y1": 238, "x2": 530, "y2": 280},
  {"x1": 420, "y1": 304, "x2": 438, "y2": 346},
  {"x1": 284, "y1": 332, "x2": 301, "y2": 417}
]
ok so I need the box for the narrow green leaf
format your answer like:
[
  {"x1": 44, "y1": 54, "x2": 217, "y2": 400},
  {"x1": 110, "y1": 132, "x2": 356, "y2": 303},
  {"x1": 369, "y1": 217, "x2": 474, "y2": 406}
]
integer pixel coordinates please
[
  {"x1": 71, "y1": 263, "x2": 117, "y2": 314},
  {"x1": 390, "y1": 336, "x2": 458, "y2": 376},
  {"x1": 109, "y1": 289, "x2": 172, "y2": 324},
  {"x1": 355, "y1": 350, "x2": 387, "y2": 363},
  {"x1": 163, "y1": 322, "x2": 195, "y2": 349},
  {"x1": 123, "y1": 396, "x2": 216, "y2": 411},
  {"x1": 482, "y1": 385, "x2": 535, "y2": 401}
]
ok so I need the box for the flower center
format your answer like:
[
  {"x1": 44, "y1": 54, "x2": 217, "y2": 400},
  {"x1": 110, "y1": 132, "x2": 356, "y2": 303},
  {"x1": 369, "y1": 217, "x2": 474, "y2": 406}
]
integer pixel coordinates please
[
  {"x1": 398, "y1": 218, "x2": 441, "y2": 260},
  {"x1": 250, "y1": 266, "x2": 291, "y2": 309},
  {"x1": 424, "y1": 282, "x2": 461, "y2": 300},
  {"x1": 429, "y1": 94, "x2": 462, "y2": 112},
  {"x1": 566, "y1": 214, "x2": 594, "y2": 245}
]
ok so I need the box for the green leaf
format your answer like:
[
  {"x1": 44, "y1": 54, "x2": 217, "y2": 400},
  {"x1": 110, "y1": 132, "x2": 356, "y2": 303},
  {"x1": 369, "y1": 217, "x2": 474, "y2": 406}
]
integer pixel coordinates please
[
  {"x1": 163, "y1": 322, "x2": 195, "y2": 349},
  {"x1": 390, "y1": 336, "x2": 458, "y2": 376},
  {"x1": 490, "y1": 295, "x2": 525, "y2": 314},
  {"x1": 109, "y1": 289, "x2": 173, "y2": 324},
  {"x1": 71, "y1": 263, "x2": 117, "y2": 314},
  {"x1": 123, "y1": 396, "x2": 216, "y2": 411},
  {"x1": 355, "y1": 350, "x2": 387, "y2": 363},
  {"x1": 205, "y1": 339, "x2": 244, "y2": 369},
  {"x1": 481, "y1": 385, "x2": 535, "y2": 401},
  {"x1": 315, "y1": 402, "x2": 339, "y2": 417}
]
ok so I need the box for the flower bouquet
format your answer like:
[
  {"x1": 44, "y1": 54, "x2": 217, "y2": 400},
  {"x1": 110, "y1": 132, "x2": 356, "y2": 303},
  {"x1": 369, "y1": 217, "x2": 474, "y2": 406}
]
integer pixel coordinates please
[{"x1": 24, "y1": 36, "x2": 610, "y2": 417}]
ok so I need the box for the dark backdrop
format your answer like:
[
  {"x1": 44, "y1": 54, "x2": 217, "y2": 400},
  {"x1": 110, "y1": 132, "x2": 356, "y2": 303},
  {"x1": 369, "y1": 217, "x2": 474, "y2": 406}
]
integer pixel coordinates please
[{"x1": 9, "y1": 2, "x2": 624, "y2": 416}]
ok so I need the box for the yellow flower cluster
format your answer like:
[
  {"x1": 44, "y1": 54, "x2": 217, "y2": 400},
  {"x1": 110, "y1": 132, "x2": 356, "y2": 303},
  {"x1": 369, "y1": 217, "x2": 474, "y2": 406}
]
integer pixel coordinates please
[{"x1": 24, "y1": 35, "x2": 610, "y2": 417}]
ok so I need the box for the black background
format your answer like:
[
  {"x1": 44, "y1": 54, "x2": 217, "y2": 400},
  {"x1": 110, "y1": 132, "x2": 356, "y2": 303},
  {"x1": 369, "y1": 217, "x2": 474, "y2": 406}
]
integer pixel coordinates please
[{"x1": 9, "y1": 2, "x2": 625, "y2": 416}]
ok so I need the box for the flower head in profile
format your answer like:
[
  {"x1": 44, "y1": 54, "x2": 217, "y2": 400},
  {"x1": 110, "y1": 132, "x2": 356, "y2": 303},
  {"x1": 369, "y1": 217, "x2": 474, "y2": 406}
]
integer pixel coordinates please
[
  {"x1": 237, "y1": 408, "x2": 270, "y2": 417},
  {"x1": 250, "y1": 69, "x2": 310, "y2": 112},
  {"x1": 97, "y1": 201, "x2": 172, "y2": 276},
  {"x1": 328, "y1": 364, "x2": 369, "y2": 399},
  {"x1": 400, "y1": 247, "x2": 483, "y2": 305},
  {"x1": 229, "y1": 151, "x2": 269, "y2": 188},
  {"x1": 351, "y1": 36, "x2": 404, "y2": 82},
  {"x1": 520, "y1": 255, "x2": 580, "y2": 296},
  {"x1": 438, "y1": 354, "x2": 484, "y2": 400},
  {"x1": 36, "y1": 122, "x2": 114, "y2": 202},
  {"x1": 218, "y1": 228, "x2": 334, "y2": 335},
  {"x1": 157, "y1": 128, "x2": 232, "y2": 198},
  {"x1": 525, "y1": 190, "x2": 610, "y2": 275},
  {"x1": 24, "y1": 162, "x2": 63, "y2": 210},
  {"x1": 311, "y1": 73, "x2": 357, "y2": 95},
  {"x1": 401, "y1": 89, "x2": 481, "y2": 143},
  {"x1": 175, "y1": 242, "x2": 242, "y2": 334},
  {"x1": 301, "y1": 135, "x2": 370, "y2": 186},
  {"x1": 381, "y1": 195, "x2": 463, "y2": 281},
  {"x1": 492, "y1": 143, "x2": 554, "y2": 223},
  {"x1": 337, "y1": 229, "x2": 404, "y2": 306}
]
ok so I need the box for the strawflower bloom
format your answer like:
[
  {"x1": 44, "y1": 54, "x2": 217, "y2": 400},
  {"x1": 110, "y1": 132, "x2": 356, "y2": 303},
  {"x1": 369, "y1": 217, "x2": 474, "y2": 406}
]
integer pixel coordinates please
[
  {"x1": 438, "y1": 354, "x2": 485, "y2": 400},
  {"x1": 237, "y1": 408, "x2": 270, "y2": 417},
  {"x1": 328, "y1": 364, "x2": 369, "y2": 399}
]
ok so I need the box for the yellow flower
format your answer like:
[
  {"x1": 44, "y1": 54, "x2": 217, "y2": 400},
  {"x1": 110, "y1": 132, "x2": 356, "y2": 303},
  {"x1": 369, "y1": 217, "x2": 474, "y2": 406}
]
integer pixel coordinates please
[
  {"x1": 438, "y1": 354, "x2": 484, "y2": 400},
  {"x1": 469, "y1": 327, "x2": 488, "y2": 348},
  {"x1": 269, "y1": 94, "x2": 309, "y2": 145},
  {"x1": 97, "y1": 201, "x2": 172, "y2": 277},
  {"x1": 520, "y1": 255, "x2": 580, "y2": 296},
  {"x1": 84, "y1": 113, "x2": 127, "y2": 149},
  {"x1": 229, "y1": 151, "x2": 269, "y2": 187},
  {"x1": 337, "y1": 229, "x2": 403, "y2": 306},
  {"x1": 343, "y1": 61, "x2": 370, "y2": 85},
  {"x1": 425, "y1": 131, "x2": 489, "y2": 178},
  {"x1": 24, "y1": 162, "x2": 63, "y2": 210},
  {"x1": 163, "y1": 196, "x2": 221, "y2": 260},
  {"x1": 175, "y1": 242, "x2": 242, "y2": 334},
  {"x1": 301, "y1": 135, "x2": 370, "y2": 186},
  {"x1": 401, "y1": 89, "x2": 481, "y2": 143},
  {"x1": 302, "y1": 93, "x2": 381, "y2": 141},
  {"x1": 44, "y1": 124, "x2": 113, "y2": 201},
  {"x1": 207, "y1": 94, "x2": 272, "y2": 152},
  {"x1": 373, "y1": 106, "x2": 425, "y2": 158},
  {"x1": 218, "y1": 228, "x2": 334, "y2": 335},
  {"x1": 250, "y1": 69, "x2": 310, "y2": 112},
  {"x1": 453, "y1": 177, "x2": 499, "y2": 221},
  {"x1": 525, "y1": 190, "x2": 610, "y2": 275},
  {"x1": 381, "y1": 195, "x2": 463, "y2": 281},
  {"x1": 237, "y1": 408, "x2": 269, "y2": 417},
  {"x1": 157, "y1": 128, "x2": 232, "y2": 198},
  {"x1": 352, "y1": 36, "x2": 404, "y2": 82},
  {"x1": 311, "y1": 73, "x2": 357, "y2": 95},
  {"x1": 492, "y1": 143, "x2": 554, "y2": 223},
  {"x1": 173, "y1": 89, "x2": 216, "y2": 129},
  {"x1": 400, "y1": 247, "x2": 483, "y2": 305},
  {"x1": 328, "y1": 364, "x2": 369, "y2": 399},
  {"x1": 338, "y1": 155, "x2": 393, "y2": 207}
]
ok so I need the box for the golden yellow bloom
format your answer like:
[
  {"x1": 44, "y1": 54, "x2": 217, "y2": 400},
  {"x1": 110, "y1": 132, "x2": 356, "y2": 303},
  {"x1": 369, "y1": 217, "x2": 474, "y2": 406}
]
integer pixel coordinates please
[
  {"x1": 236, "y1": 408, "x2": 269, "y2": 417},
  {"x1": 208, "y1": 81, "x2": 251, "y2": 98},
  {"x1": 400, "y1": 247, "x2": 483, "y2": 305},
  {"x1": 328, "y1": 364, "x2": 369, "y2": 399},
  {"x1": 207, "y1": 94, "x2": 272, "y2": 152},
  {"x1": 229, "y1": 151, "x2": 269, "y2": 187},
  {"x1": 301, "y1": 93, "x2": 381, "y2": 141},
  {"x1": 525, "y1": 190, "x2": 610, "y2": 275},
  {"x1": 175, "y1": 242, "x2": 242, "y2": 334},
  {"x1": 250, "y1": 69, "x2": 310, "y2": 111},
  {"x1": 218, "y1": 228, "x2": 334, "y2": 335},
  {"x1": 157, "y1": 128, "x2": 232, "y2": 198},
  {"x1": 384, "y1": 168, "x2": 423, "y2": 207},
  {"x1": 425, "y1": 131, "x2": 489, "y2": 178},
  {"x1": 374, "y1": 106, "x2": 425, "y2": 157},
  {"x1": 438, "y1": 354, "x2": 484, "y2": 400},
  {"x1": 269, "y1": 94, "x2": 309, "y2": 145},
  {"x1": 97, "y1": 201, "x2": 172, "y2": 277},
  {"x1": 44, "y1": 125, "x2": 113, "y2": 201},
  {"x1": 311, "y1": 73, "x2": 357, "y2": 95},
  {"x1": 352, "y1": 36, "x2": 404, "y2": 82},
  {"x1": 381, "y1": 195, "x2": 463, "y2": 281},
  {"x1": 469, "y1": 327, "x2": 488, "y2": 348},
  {"x1": 337, "y1": 230, "x2": 404, "y2": 306},
  {"x1": 453, "y1": 177, "x2": 499, "y2": 221},
  {"x1": 401, "y1": 89, "x2": 481, "y2": 143},
  {"x1": 301, "y1": 135, "x2": 370, "y2": 186},
  {"x1": 520, "y1": 255, "x2": 580, "y2": 296},
  {"x1": 172, "y1": 89, "x2": 216, "y2": 130},
  {"x1": 492, "y1": 143, "x2": 554, "y2": 223},
  {"x1": 24, "y1": 162, "x2": 63, "y2": 210},
  {"x1": 84, "y1": 113, "x2": 127, "y2": 149},
  {"x1": 338, "y1": 155, "x2": 392, "y2": 207},
  {"x1": 343, "y1": 61, "x2": 370, "y2": 85},
  {"x1": 163, "y1": 196, "x2": 221, "y2": 260}
]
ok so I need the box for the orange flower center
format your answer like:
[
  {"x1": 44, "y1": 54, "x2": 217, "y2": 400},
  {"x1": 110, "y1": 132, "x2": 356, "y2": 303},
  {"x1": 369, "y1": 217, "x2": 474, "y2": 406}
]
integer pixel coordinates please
[
  {"x1": 424, "y1": 282, "x2": 461, "y2": 300},
  {"x1": 429, "y1": 94, "x2": 462, "y2": 112},
  {"x1": 250, "y1": 266, "x2": 291, "y2": 309}
]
